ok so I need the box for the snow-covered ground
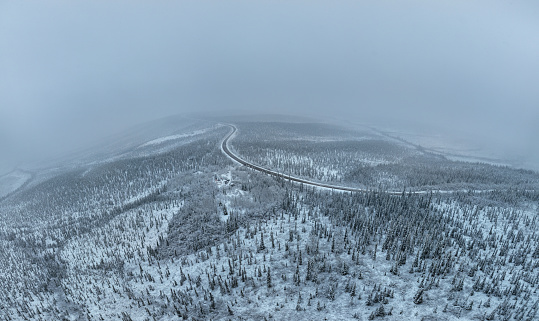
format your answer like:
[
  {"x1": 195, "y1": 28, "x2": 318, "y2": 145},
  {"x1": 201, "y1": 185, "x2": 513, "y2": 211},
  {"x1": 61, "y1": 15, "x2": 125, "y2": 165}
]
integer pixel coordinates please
[
  {"x1": 373, "y1": 126, "x2": 514, "y2": 168},
  {"x1": 1, "y1": 120, "x2": 537, "y2": 321},
  {"x1": 0, "y1": 170, "x2": 31, "y2": 198},
  {"x1": 139, "y1": 127, "x2": 219, "y2": 148}
]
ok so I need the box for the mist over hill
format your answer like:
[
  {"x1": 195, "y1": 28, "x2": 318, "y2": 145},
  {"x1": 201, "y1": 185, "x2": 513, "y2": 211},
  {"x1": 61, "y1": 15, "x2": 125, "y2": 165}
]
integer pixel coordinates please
[
  {"x1": 1, "y1": 1, "x2": 538, "y2": 320},
  {"x1": 1, "y1": 1, "x2": 539, "y2": 171}
]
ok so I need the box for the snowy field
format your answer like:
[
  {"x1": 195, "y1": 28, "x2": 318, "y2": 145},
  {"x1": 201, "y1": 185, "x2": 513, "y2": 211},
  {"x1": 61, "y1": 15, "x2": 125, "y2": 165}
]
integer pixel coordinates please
[
  {"x1": 139, "y1": 127, "x2": 219, "y2": 148},
  {"x1": 0, "y1": 170, "x2": 31, "y2": 198}
]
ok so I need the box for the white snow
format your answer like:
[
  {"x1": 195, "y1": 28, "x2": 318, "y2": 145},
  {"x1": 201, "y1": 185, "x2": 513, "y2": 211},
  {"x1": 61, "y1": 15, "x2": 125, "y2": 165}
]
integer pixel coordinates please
[
  {"x1": 139, "y1": 128, "x2": 213, "y2": 148},
  {"x1": 0, "y1": 170, "x2": 31, "y2": 198}
]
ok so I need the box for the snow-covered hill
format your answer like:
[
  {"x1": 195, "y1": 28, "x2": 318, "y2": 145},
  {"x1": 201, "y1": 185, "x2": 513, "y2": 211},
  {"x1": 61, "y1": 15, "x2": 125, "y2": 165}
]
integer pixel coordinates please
[{"x1": 0, "y1": 119, "x2": 537, "y2": 321}]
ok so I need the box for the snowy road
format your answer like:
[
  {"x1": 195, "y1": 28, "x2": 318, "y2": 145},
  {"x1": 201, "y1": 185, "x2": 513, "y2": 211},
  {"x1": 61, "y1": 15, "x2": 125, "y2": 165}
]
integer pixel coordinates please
[
  {"x1": 221, "y1": 124, "x2": 416, "y2": 195},
  {"x1": 220, "y1": 124, "x2": 523, "y2": 195}
]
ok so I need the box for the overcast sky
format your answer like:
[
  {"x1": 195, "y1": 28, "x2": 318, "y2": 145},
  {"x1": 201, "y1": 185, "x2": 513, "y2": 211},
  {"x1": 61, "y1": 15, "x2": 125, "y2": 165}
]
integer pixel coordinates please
[{"x1": 1, "y1": 0, "x2": 538, "y2": 169}]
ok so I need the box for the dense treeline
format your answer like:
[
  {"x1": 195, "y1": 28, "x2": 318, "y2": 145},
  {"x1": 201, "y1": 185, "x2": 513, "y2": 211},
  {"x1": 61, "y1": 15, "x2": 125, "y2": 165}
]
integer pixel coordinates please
[
  {"x1": 0, "y1": 127, "x2": 229, "y2": 319},
  {"x1": 48, "y1": 178, "x2": 535, "y2": 320}
]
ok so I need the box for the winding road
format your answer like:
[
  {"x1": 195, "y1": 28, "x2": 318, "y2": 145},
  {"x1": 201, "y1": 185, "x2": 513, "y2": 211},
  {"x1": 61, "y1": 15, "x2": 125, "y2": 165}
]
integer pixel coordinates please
[
  {"x1": 220, "y1": 124, "x2": 527, "y2": 195},
  {"x1": 221, "y1": 124, "x2": 415, "y2": 195}
]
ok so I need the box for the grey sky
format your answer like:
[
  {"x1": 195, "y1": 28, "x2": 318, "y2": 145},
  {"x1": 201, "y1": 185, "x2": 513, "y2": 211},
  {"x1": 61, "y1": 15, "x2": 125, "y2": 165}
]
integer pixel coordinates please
[{"x1": 1, "y1": 1, "x2": 538, "y2": 169}]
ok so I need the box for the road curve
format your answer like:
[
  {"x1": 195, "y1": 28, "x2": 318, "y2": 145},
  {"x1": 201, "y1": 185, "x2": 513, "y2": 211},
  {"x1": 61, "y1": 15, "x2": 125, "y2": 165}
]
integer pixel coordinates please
[{"x1": 221, "y1": 124, "x2": 415, "y2": 195}]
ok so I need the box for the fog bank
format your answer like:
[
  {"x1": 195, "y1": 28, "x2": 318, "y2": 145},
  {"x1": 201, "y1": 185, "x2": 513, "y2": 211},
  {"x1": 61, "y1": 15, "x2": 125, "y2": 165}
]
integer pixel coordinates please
[{"x1": 1, "y1": 1, "x2": 538, "y2": 170}]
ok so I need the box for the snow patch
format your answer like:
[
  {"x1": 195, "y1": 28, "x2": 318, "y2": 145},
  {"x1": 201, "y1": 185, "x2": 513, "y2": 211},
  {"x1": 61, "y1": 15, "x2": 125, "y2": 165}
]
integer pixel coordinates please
[
  {"x1": 0, "y1": 170, "x2": 31, "y2": 198},
  {"x1": 139, "y1": 128, "x2": 214, "y2": 148}
]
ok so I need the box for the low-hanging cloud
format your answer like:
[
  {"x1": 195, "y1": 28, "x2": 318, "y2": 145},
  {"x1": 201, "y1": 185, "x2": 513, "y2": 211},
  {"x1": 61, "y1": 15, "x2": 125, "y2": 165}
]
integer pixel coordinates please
[{"x1": 1, "y1": 0, "x2": 538, "y2": 169}]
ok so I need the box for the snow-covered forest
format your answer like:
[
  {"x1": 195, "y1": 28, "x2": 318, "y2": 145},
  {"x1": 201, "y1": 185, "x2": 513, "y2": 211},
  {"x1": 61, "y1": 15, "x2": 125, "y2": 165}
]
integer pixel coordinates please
[
  {"x1": 232, "y1": 122, "x2": 538, "y2": 192},
  {"x1": 0, "y1": 119, "x2": 538, "y2": 321}
]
